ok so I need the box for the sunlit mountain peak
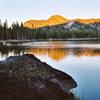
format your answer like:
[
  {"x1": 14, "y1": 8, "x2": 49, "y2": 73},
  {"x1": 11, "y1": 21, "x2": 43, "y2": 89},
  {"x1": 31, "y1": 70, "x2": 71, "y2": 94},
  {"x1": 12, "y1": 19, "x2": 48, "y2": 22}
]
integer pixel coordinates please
[
  {"x1": 23, "y1": 15, "x2": 100, "y2": 28},
  {"x1": 47, "y1": 15, "x2": 69, "y2": 21}
]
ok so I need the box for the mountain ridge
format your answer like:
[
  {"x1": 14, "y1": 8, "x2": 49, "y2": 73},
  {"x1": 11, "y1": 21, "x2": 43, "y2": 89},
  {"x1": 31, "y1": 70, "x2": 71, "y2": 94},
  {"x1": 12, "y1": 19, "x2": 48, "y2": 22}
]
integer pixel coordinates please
[
  {"x1": 23, "y1": 15, "x2": 100, "y2": 29},
  {"x1": 42, "y1": 20, "x2": 100, "y2": 32}
]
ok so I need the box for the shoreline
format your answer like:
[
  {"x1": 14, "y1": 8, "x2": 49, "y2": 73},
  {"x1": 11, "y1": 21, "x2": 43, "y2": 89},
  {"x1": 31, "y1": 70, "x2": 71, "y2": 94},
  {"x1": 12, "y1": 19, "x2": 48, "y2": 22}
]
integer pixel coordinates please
[{"x1": 0, "y1": 38, "x2": 100, "y2": 44}]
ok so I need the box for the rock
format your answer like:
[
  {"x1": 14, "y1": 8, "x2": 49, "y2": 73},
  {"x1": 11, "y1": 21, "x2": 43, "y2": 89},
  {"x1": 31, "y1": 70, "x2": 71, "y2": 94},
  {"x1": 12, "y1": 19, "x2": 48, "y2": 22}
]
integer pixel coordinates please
[{"x1": 0, "y1": 54, "x2": 77, "y2": 100}]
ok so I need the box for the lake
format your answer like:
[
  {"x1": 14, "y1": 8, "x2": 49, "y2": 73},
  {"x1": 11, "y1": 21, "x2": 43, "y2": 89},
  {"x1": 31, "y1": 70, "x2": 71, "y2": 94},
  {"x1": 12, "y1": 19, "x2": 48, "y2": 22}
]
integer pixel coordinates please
[{"x1": 0, "y1": 41, "x2": 100, "y2": 100}]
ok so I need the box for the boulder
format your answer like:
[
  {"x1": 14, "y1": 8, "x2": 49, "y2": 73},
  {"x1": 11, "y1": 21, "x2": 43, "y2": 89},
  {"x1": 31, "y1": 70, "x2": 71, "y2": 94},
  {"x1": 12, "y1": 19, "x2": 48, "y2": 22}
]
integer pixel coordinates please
[{"x1": 0, "y1": 54, "x2": 77, "y2": 100}]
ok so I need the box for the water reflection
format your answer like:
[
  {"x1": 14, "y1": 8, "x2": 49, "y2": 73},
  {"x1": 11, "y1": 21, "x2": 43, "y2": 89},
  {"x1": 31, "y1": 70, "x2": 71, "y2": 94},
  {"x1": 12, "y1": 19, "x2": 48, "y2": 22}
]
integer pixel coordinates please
[
  {"x1": 0, "y1": 41, "x2": 100, "y2": 100},
  {"x1": 27, "y1": 48, "x2": 67, "y2": 61},
  {"x1": 1, "y1": 42, "x2": 100, "y2": 61},
  {"x1": 27, "y1": 48, "x2": 100, "y2": 60}
]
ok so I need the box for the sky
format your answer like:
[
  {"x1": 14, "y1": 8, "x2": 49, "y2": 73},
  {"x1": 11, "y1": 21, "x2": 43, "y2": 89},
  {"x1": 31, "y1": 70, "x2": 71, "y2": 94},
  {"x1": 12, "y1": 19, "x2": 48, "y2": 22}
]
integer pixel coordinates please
[{"x1": 0, "y1": 0, "x2": 100, "y2": 25}]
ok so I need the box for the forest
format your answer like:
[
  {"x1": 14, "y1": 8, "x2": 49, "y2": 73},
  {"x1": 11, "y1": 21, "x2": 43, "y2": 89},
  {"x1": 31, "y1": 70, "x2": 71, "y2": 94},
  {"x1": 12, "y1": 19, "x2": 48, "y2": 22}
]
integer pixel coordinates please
[{"x1": 0, "y1": 20, "x2": 100, "y2": 40}]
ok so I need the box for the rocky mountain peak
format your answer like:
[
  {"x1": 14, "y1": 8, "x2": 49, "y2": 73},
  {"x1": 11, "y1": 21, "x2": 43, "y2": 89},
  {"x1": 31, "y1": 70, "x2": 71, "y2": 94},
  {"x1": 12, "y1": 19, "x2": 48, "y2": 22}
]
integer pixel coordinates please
[
  {"x1": 23, "y1": 15, "x2": 100, "y2": 29},
  {"x1": 48, "y1": 15, "x2": 68, "y2": 21}
]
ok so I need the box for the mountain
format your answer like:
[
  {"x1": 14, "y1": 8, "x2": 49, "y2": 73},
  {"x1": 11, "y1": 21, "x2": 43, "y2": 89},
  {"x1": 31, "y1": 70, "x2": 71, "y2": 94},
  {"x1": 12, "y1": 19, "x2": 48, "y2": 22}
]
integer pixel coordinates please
[
  {"x1": 23, "y1": 15, "x2": 69, "y2": 28},
  {"x1": 42, "y1": 21, "x2": 100, "y2": 32},
  {"x1": 72, "y1": 18, "x2": 100, "y2": 24},
  {"x1": 23, "y1": 15, "x2": 100, "y2": 29}
]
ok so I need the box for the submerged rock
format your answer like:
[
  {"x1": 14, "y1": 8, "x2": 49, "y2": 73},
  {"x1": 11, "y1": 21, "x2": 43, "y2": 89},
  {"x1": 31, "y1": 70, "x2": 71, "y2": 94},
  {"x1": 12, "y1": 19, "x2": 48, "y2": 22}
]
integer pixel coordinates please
[{"x1": 0, "y1": 54, "x2": 77, "y2": 100}]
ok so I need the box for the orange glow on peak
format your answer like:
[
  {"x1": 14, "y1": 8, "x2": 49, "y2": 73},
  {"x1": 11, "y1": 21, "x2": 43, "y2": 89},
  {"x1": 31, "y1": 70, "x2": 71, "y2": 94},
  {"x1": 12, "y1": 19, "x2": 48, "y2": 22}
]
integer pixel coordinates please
[{"x1": 23, "y1": 15, "x2": 100, "y2": 29}]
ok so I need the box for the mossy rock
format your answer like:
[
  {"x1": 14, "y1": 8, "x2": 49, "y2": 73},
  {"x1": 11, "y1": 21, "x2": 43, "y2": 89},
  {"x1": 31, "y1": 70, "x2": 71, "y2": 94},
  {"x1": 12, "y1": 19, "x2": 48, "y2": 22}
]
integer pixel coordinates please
[{"x1": 0, "y1": 54, "x2": 77, "y2": 100}]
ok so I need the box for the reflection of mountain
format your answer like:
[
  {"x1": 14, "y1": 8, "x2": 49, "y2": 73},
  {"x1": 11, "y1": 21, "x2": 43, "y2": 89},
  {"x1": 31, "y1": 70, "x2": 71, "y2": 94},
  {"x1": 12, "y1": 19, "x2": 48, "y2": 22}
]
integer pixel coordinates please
[
  {"x1": 27, "y1": 48, "x2": 67, "y2": 61},
  {"x1": 27, "y1": 47, "x2": 100, "y2": 61},
  {"x1": 1, "y1": 44, "x2": 100, "y2": 61}
]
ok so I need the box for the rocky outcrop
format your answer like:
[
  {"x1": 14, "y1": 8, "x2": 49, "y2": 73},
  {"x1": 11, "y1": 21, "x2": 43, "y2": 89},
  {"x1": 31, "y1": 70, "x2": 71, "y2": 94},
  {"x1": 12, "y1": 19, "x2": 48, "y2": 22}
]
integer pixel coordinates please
[
  {"x1": 0, "y1": 54, "x2": 77, "y2": 100},
  {"x1": 43, "y1": 21, "x2": 100, "y2": 32}
]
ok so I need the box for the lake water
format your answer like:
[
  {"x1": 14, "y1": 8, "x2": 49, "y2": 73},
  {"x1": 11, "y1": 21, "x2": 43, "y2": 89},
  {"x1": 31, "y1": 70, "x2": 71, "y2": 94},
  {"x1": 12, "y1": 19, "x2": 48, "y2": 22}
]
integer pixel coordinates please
[{"x1": 0, "y1": 41, "x2": 100, "y2": 100}]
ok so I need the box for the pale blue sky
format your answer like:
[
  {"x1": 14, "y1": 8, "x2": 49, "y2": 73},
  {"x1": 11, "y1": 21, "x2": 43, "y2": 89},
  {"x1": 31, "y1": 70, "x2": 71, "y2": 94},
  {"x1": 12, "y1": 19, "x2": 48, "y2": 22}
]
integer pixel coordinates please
[{"x1": 0, "y1": 0, "x2": 100, "y2": 24}]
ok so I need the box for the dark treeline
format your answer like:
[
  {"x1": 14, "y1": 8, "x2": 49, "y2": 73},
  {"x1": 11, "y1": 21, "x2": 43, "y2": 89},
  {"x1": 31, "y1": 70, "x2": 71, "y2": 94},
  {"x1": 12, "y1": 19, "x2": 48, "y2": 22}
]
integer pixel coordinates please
[{"x1": 0, "y1": 20, "x2": 100, "y2": 40}]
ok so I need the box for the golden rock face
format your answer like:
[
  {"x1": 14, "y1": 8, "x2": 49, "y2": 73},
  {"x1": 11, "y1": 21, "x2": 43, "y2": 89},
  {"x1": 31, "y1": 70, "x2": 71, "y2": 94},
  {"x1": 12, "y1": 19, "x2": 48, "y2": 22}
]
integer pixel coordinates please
[
  {"x1": 23, "y1": 15, "x2": 69, "y2": 28},
  {"x1": 72, "y1": 18, "x2": 100, "y2": 24},
  {"x1": 23, "y1": 15, "x2": 100, "y2": 29}
]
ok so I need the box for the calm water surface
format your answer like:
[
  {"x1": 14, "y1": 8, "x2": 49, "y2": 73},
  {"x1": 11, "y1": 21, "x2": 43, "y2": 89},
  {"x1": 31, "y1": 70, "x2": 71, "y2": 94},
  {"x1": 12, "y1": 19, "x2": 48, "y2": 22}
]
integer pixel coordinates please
[{"x1": 0, "y1": 41, "x2": 100, "y2": 100}]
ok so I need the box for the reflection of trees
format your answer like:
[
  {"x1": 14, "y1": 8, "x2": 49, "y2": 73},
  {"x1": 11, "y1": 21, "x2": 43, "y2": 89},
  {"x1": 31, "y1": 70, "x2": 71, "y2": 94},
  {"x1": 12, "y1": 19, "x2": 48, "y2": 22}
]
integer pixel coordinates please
[
  {"x1": 1, "y1": 44, "x2": 100, "y2": 61},
  {"x1": 0, "y1": 45, "x2": 26, "y2": 58},
  {"x1": 69, "y1": 48, "x2": 100, "y2": 57}
]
